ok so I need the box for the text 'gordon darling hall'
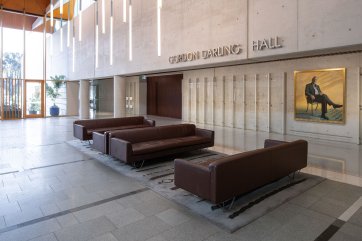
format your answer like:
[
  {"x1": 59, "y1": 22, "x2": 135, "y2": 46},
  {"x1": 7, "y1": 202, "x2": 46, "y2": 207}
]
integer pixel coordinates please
[{"x1": 169, "y1": 44, "x2": 242, "y2": 64}]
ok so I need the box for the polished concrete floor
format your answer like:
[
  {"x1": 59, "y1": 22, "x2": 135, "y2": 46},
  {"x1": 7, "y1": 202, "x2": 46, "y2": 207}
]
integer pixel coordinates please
[{"x1": 0, "y1": 116, "x2": 361, "y2": 241}]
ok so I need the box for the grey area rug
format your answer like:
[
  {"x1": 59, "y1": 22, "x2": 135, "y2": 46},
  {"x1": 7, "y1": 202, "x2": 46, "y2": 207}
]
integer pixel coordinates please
[{"x1": 67, "y1": 140, "x2": 325, "y2": 233}]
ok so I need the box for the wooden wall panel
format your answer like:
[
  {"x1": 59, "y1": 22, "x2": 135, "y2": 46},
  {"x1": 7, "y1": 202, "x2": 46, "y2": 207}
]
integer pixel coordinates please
[{"x1": 147, "y1": 74, "x2": 182, "y2": 119}]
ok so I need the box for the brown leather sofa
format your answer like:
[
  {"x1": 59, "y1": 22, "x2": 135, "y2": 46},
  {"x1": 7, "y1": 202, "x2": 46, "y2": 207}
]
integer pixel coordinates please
[
  {"x1": 174, "y1": 139, "x2": 308, "y2": 204},
  {"x1": 73, "y1": 116, "x2": 155, "y2": 141},
  {"x1": 109, "y1": 124, "x2": 214, "y2": 165}
]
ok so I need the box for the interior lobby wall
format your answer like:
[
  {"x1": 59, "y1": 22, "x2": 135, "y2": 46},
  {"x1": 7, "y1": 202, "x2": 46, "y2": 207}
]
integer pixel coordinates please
[
  {"x1": 45, "y1": 0, "x2": 362, "y2": 143},
  {"x1": 183, "y1": 53, "x2": 362, "y2": 144},
  {"x1": 46, "y1": 0, "x2": 362, "y2": 80},
  {"x1": 97, "y1": 78, "x2": 114, "y2": 113}
]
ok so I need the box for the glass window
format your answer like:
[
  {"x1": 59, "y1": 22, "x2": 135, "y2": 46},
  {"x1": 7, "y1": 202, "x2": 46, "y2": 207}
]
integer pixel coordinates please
[
  {"x1": 2, "y1": 27, "x2": 24, "y2": 79},
  {"x1": 46, "y1": 78, "x2": 67, "y2": 116},
  {"x1": 25, "y1": 30, "x2": 44, "y2": 80}
]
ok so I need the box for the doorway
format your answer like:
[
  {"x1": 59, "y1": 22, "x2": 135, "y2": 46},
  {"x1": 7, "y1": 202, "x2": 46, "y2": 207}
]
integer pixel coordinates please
[
  {"x1": 24, "y1": 80, "x2": 44, "y2": 118},
  {"x1": 147, "y1": 74, "x2": 182, "y2": 119}
]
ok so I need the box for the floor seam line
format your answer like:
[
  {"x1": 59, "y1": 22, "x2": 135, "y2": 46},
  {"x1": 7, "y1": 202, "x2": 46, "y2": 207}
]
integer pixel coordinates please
[{"x1": 0, "y1": 187, "x2": 148, "y2": 234}]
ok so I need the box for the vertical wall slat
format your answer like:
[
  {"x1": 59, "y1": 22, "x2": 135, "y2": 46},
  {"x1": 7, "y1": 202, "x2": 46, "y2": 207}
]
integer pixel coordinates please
[
  {"x1": 188, "y1": 78, "x2": 192, "y2": 122},
  {"x1": 212, "y1": 76, "x2": 216, "y2": 125},
  {"x1": 204, "y1": 77, "x2": 208, "y2": 124},
  {"x1": 0, "y1": 79, "x2": 4, "y2": 120},
  {"x1": 254, "y1": 74, "x2": 258, "y2": 131},
  {"x1": 232, "y1": 75, "x2": 236, "y2": 128},
  {"x1": 267, "y1": 73, "x2": 271, "y2": 132},
  {"x1": 282, "y1": 72, "x2": 287, "y2": 134},
  {"x1": 243, "y1": 74, "x2": 246, "y2": 130},
  {"x1": 196, "y1": 78, "x2": 199, "y2": 123},
  {"x1": 222, "y1": 76, "x2": 226, "y2": 126}
]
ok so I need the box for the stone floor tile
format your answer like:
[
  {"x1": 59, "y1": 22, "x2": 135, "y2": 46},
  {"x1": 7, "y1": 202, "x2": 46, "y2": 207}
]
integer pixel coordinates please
[
  {"x1": 0, "y1": 219, "x2": 61, "y2": 241},
  {"x1": 156, "y1": 208, "x2": 190, "y2": 226},
  {"x1": 0, "y1": 202, "x2": 21, "y2": 216},
  {"x1": 0, "y1": 217, "x2": 5, "y2": 229},
  {"x1": 56, "y1": 193, "x2": 103, "y2": 211},
  {"x1": 56, "y1": 213, "x2": 79, "y2": 228},
  {"x1": 268, "y1": 209, "x2": 335, "y2": 241},
  {"x1": 28, "y1": 233, "x2": 58, "y2": 241},
  {"x1": 145, "y1": 235, "x2": 169, "y2": 241},
  {"x1": 40, "y1": 203, "x2": 61, "y2": 216},
  {"x1": 112, "y1": 216, "x2": 171, "y2": 241},
  {"x1": 288, "y1": 192, "x2": 321, "y2": 208},
  {"x1": 116, "y1": 190, "x2": 162, "y2": 209},
  {"x1": 131, "y1": 196, "x2": 173, "y2": 217},
  {"x1": 73, "y1": 201, "x2": 124, "y2": 223},
  {"x1": 203, "y1": 232, "x2": 250, "y2": 241},
  {"x1": 309, "y1": 197, "x2": 353, "y2": 218},
  {"x1": 54, "y1": 216, "x2": 116, "y2": 241},
  {"x1": 348, "y1": 207, "x2": 362, "y2": 227},
  {"x1": 106, "y1": 208, "x2": 145, "y2": 228},
  {"x1": 330, "y1": 223, "x2": 362, "y2": 241},
  {"x1": 88, "y1": 232, "x2": 119, "y2": 241},
  {"x1": 159, "y1": 218, "x2": 219, "y2": 241},
  {"x1": 4, "y1": 207, "x2": 44, "y2": 226}
]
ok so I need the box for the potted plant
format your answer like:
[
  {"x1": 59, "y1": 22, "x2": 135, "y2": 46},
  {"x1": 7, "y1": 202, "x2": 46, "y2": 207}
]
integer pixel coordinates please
[
  {"x1": 46, "y1": 75, "x2": 65, "y2": 116},
  {"x1": 29, "y1": 102, "x2": 40, "y2": 115}
]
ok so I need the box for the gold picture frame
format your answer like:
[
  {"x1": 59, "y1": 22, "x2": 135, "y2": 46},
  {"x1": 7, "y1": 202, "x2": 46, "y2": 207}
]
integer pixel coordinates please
[{"x1": 294, "y1": 68, "x2": 346, "y2": 124}]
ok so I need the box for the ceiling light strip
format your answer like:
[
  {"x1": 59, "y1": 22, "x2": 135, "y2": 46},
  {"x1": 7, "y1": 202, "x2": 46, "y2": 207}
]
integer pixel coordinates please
[
  {"x1": 60, "y1": 0, "x2": 63, "y2": 14},
  {"x1": 157, "y1": 0, "x2": 162, "y2": 56},
  {"x1": 79, "y1": 0, "x2": 82, "y2": 41},
  {"x1": 50, "y1": 0, "x2": 54, "y2": 27},
  {"x1": 123, "y1": 0, "x2": 127, "y2": 22},
  {"x1": 67, "y1": 0, "x2": 71, "y2": 47},
  {"x1": 95, "y1": 0, "x2": 99, "y2": 68},
  {"x1": 129, "y1": 0, "x2": 132, "y2": 61},
  {"x1": 73, "y1": 21, "x2": 75, "y2": 72},
  {"x1": 60, "y1": 21, "x2": 63, "y2": 52},
  {"x1": 110, "y1": 0, "x2": 113, "y2": 65},
  {"x1": 102, "y1": 0, "x2": 105, "y2": 33}
]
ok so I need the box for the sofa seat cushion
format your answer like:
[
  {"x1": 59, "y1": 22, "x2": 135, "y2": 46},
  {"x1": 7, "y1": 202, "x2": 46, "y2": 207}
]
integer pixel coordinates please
[
  {"x1": 88, "y1": 124, "x2": 150, "y2": 135},
  {"x1": 132, "y1": 136, "x2": 210, "y2": 155}
]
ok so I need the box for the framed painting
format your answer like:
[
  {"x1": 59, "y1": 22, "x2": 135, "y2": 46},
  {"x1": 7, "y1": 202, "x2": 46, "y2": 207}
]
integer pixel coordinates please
[{"x1": 294, "y1": 68, "x2": 346, "y2": 124}]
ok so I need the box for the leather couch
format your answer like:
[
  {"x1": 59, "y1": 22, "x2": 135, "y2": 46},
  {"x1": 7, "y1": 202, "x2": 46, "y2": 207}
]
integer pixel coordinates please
[
  {"x1": 109, "y1": 124, "x2": 214, "y2": 165},
  {"x1": 73, "y1": 116, "x2": 155, "y2": 141},
  {"x1": 174, "y1": 139, "x2": 308, "y2": 204}
]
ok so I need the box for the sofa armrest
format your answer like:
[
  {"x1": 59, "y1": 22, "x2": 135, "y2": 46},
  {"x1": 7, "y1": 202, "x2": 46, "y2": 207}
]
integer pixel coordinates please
[
  {"x1": 144, "y1": 119, "x2": 156, "y2": 127},
  {"x1": 73, "y1": 124, "x2": 87, "y2": 140},
  {"x1": 264, "y1": 139, "x2": 288, "y2": 148},
  {"x1": 109, "y1": 138, "x2": 133, "y2": 163},
  {"x1": 92, "y1": 132, "x2": 106, "y2": 153},
  {"x1": 174, "y1": 159, "x2": 211, "y2": 201},
  {"x1": 195, "y1": 128, "x2": 214, "y2": 145},
  {"x1": 195, "y1": 128, "x2": 214, "y2": 139}
]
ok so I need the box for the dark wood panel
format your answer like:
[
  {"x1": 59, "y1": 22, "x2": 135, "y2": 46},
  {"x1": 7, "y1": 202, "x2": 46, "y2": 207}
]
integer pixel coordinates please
[{"x1": 147, "y1": 74, "x2": 182, "y2": 119}]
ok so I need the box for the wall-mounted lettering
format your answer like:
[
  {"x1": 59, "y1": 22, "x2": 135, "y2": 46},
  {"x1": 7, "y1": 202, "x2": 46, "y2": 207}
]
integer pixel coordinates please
[
  {"x1": 169, "y1": 44, "x2": 242, "y2": 64},
  {"x1": 252, "y1": 37, "x2": 282, "y2": 51}
]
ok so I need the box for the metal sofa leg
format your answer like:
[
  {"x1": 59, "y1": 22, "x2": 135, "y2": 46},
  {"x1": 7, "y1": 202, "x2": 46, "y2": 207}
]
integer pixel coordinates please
[{"x1": 133, "y1": 160, "x2": 145, "y2": 169}]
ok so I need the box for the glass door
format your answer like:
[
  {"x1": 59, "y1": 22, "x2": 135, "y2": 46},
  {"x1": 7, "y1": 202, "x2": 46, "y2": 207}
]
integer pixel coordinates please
[{"x1": 24, "y1": 80, "x2": 44, "y2": 118}]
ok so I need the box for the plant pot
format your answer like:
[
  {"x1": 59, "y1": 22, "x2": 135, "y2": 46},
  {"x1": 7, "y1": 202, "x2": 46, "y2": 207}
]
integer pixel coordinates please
[{"x1": 50, "y1": 104, "x2": 60, "y2": 116}]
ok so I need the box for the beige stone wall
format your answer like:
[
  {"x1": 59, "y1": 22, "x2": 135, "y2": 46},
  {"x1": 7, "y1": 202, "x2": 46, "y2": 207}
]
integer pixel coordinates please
[
  {"x1": 47, "y1": 0, "x2": 362, "y2": 80},
  {"x1": 183, "y1": 53, "x2": 362, "y2": 144}
]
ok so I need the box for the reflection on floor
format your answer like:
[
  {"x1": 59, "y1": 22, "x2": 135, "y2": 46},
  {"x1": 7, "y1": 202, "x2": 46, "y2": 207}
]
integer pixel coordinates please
[{"x1": 0, "y1": 116, "x2": 361, "y2": 241}]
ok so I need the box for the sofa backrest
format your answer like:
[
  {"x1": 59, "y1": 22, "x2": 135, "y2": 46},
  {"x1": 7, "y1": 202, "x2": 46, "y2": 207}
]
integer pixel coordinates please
[
  {"x1": 209, "y1": 148, "x2": 274, "y2": 204},
  {"x1": 74, "y1": 116, "x2": 145, "y2": 129},
  {"x1": 157, "y1": 124, "x2": 196, "y2": 140},
  {"x1": 208, "y1": 139, "x2": 308, "y2": 204},
  {"x1": 268, "y1": 140, "x2": 308, "y2": 179},
  {"x1": 109, "y1": 124, "x2": 196, "y2": 144}
]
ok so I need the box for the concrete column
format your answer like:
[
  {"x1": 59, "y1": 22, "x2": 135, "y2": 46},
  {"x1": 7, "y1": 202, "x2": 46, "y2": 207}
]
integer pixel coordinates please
[
  {"x1": 66, "y1": 81, "x2": 79, "y2": 116},
  {"x1": 114, "y1": 76, "x2": 126, "y2": 117},
  {"x1": 79, "y1": 80, "x2": 90, "y2": 119}
]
